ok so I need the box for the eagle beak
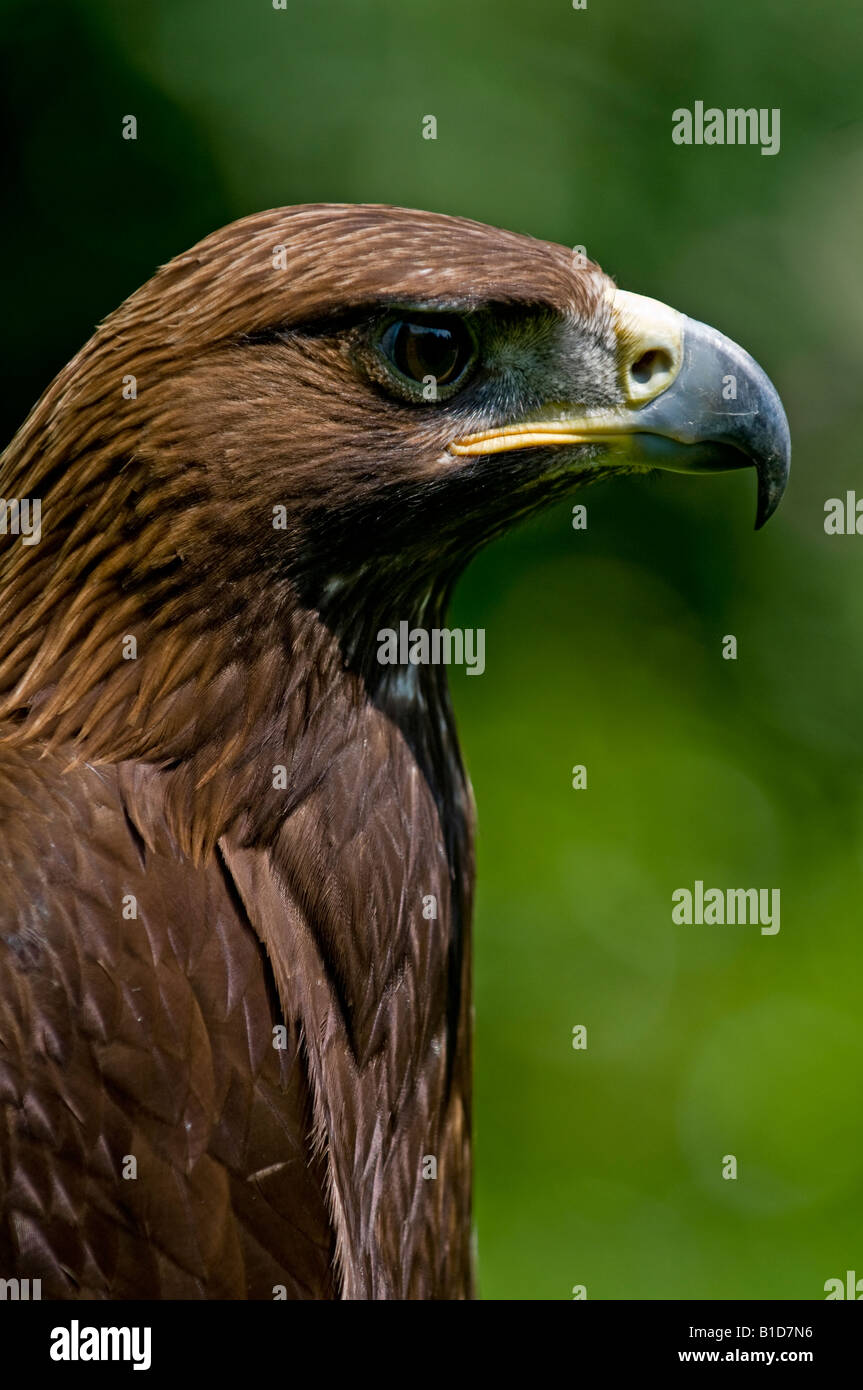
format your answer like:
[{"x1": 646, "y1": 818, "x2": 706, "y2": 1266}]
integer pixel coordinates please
[{"x1": 450, "y1": 288, "x2": 791, "y2": 529}]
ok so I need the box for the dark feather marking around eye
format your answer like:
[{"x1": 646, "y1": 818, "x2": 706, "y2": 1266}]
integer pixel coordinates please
[{"x1": 236, "y1": 300, "x2": 558, "y2": 347}]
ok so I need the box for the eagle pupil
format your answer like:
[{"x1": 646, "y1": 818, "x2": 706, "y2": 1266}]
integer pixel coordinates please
[{"x1": 391, "y1": 319, "x2": 465, "y2": 385}]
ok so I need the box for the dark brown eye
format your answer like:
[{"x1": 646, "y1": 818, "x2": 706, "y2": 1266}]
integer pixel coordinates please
[{"x1": 377, "y1": 314, "x2": 477, "y2": 397}]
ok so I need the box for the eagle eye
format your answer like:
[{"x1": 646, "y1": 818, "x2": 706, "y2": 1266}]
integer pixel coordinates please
[{"x1": 374, "y1": 313, "x2": 477, "y2": 400}]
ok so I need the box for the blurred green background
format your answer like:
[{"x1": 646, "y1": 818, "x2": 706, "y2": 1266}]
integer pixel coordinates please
[{"x1": 2, "y1": 0, "x2": 862, "y2": 1300}]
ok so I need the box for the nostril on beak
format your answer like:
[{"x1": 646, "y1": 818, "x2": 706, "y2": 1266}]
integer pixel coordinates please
[
  {"x1": 609, "y1": 288, "x2": 685, "y2": 406},
  {"x1": 630, "y1": 348, "x2": 673, "y2": 386},
  {"x1": 622, "y1": 340, "x2": 679, "y2": 404}
]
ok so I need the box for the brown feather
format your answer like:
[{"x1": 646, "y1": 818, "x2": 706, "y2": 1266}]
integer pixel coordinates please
[{"x1": 0, "y1": 205, "x2": 614, "y2": 1298}]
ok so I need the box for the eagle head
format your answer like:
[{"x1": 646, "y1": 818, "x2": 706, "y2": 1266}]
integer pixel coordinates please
[{"x1": 0, "y1": 204, "x2": 789, "y2": 829}]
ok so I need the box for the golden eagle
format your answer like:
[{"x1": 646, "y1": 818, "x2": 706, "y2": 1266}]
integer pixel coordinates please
[{"x1": 0, "y1": 206, "x2": 789, "y2": 1299}]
